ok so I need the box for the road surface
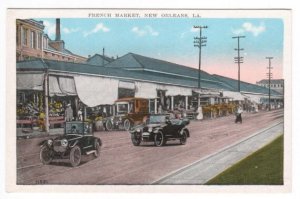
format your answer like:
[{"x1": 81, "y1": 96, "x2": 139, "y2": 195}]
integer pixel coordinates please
[{"x1": 16, "y1": 109, "x2": 283, "y2": 185}]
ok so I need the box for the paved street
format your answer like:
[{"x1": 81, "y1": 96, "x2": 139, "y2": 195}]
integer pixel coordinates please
[{"x1": 17, "y1": 109, "x2": 283, "y2": 185}]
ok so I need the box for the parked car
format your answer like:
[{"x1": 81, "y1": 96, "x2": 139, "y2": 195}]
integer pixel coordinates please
[
  {"x1": 39, "y1": 121, "x2": 102, "y2": 167},
  {"x1": 103, "y1": 97, "x2": 149, "y2": 131},
  {"x1": 129, "y1": 114, "x2": 190, "y2": 146}
]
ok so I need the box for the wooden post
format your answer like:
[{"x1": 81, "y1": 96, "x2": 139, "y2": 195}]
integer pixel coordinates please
[
  {"x1": 185, "y1": 96, "x2": 188, "y2": 110},
  {"x1": 154, "y1": 98, "x2": 157, "y2": 114},
  {"x1": 44, "y1": 71, "x2": 49, "y2": 133}
]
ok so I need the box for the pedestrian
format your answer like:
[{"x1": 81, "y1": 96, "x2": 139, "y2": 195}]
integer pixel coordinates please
[
  {"x1": 196, "y1": 106, "x2": 203, "y2": 120},
  {"x1": 77, "y1": 108, "x2": 83, "y2": 121},
  {"x1": 65, "y1": 104, "x2": 73, "y2": 122},
  {"x1": 235, "y1": 105, "x2": 243, "y2": 123}
]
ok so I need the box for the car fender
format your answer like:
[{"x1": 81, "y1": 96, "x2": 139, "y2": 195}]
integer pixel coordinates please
[
  {"x1": 153, "y1": 127, "x2": 163, "y2": 133},
  {"x1": 180, "y1": 127, "x2": 190, "y2": 137},
  {"x1": 69, "y1": 140, "x2": 79, "y2": 148}
]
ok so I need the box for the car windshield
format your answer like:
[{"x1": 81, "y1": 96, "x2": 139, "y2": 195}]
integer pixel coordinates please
[
  {"x1": 117, "y1": 103, "x2": 129, "y2": 115},
  {"x1": 148, "y1": 115, "x2": 166, "y2": 124},
  {"x1": 65, "y1": 122, "x2": 83, "y2": 135}
]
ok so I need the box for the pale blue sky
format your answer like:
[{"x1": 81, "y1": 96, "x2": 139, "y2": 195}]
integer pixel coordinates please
[{"x1": 37, "y1": 18, "x2": 284, "y2": 83}]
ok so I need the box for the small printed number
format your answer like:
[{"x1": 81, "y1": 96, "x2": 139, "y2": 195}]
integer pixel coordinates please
[{"x1": 35, "y1": 180, "x2": 48, "y2": 184}]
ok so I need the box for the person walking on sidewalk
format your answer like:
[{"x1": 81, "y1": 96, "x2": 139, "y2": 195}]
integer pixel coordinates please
[{"x1": 235, "y1": 105, "x2": 243, "y2": 123}]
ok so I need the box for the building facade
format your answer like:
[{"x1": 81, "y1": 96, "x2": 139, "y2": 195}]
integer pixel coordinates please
[
  {"x1": 256, "y1": 79, "x2": 284, "y2": 94},
  {"x1": 16, "y1": 18, "x2": 87, "y2": 63}
]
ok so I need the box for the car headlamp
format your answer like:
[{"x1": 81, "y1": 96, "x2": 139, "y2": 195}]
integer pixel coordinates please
[
  {"x1": 61, "y1": 139, "x2": 68, "y2": 147},
  {"x1": 136, "y1": 128, "x2": 141, "y2": 133},
  {"x1": 148, "y1": 127, "x2": 153, "y2": 132},
  {"x1": 47, "y1": 139, "x2": 53, "y2": 146}
]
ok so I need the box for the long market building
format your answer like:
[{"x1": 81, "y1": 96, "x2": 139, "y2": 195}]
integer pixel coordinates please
[{"x1": 16, "y1": 52, "x2": 283, "y2": 131}]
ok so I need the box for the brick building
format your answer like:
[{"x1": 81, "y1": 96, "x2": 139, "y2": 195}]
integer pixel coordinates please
[{"x1": 16, "y1": 18, "x2": 87, "y2": 63}]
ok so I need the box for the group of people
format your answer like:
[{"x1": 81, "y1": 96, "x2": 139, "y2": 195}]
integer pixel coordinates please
[{"x1": 65, "y1": 104, "x2": 83, "y2": 122}]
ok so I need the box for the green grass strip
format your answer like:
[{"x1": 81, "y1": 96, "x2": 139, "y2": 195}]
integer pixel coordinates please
[{"x1": 206, "y1": 134, "x2": 283, "y2": 185}]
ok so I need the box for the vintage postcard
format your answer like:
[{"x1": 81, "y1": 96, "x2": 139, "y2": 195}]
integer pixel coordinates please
[{"x1": 6, "y1": 9, "x2": 291, "y2": 192}]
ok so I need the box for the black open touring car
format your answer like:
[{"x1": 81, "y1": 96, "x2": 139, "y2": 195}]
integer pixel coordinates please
[{"x1": 129, "y1": 114, "x2": 190, "y2": 146}]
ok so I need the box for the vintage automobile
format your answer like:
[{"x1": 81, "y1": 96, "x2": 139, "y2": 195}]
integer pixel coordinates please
[
  {"x1": 103, "y1": 97, "x2": 149, "y2": 131},
  {"x1": 39, "y1": 121, "x2": 102, "y2": 167},
  {"x1": 129, "y1": 114, "x2": 190, "y2": 146}
]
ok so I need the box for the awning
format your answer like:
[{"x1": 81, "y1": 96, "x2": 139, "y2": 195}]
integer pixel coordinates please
[
  {"x1": 193, "y1": 89, "x2": 220, "y2": 95},
  {"x1": 74, "y1": 76, "x2": 119, "y2": 107},
  {"x1": 243, "y1": 94, "x2": 261, "y2": 104},
  {"x1": 49, "y1": 76, "x2": 65, "y2": 97},
  {"x1": 119, "y1": 81, "x2": 135, "y2": 90},
  {"x1": 135, "y1": 82, "x2": 157, "y2": 98},
  {"x1": 166, "y1": 85, "x2": 192, "y2": 96},
  {"x1": 58, "y1": 77, "x2": 77, "y2": 96},
  {"x1": 223, "y1": 91, "x2": 247, "y2": 101},
  {"x1": 17, "y1": 73, "x2": 44, "y2": 91}
]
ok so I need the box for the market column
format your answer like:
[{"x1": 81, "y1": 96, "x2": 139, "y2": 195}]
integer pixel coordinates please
[
  {"x1": 154, "y1": 98, "x2": 157, "y2": 114},
  {"x1": 171, "y1": 96, "x2": 174, "y2": 111},
  {"x1": 185, "y1": 96, "x2": 188, "y2": 110}
]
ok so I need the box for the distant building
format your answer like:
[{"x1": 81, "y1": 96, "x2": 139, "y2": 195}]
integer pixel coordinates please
[
  {"x1": 16, "y1": 18, "x2": 87, "y2": 63},
  {"x1": 256, "y1": 79, "x2": 284, "y2": 94},
  {"x1": 86, "y1": 53, "x2": 115, "y2": 66}
]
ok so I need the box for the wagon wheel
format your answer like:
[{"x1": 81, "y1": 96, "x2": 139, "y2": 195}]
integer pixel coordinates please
[
  {"x1": 124, "y1": 119, "x2": 132, "y2": 131},
  {"x1": 70, "y1": 145, "x2": 81, "y2": 167},
  {"x1": 105, "y1": 120, "x2": 113, "y2": 131},
  {"x1": 154, "y1": 131, "x2": 166, "y2": 147},
  {"x1": 180, "y1": 130, "x2": 188, "y2": 145},
  {"x1": 39, "y1": 145, "x2": 53, "y2": 165},
  {"x1": 93, "y1": 141, "x2": 101, "y2": 158}
]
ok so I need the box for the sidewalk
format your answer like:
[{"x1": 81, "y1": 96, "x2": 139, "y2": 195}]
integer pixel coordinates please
[
  {"x1": 153, "y1": 121, "x2": 284, "y2": 185},
  {"x1": 17, "y1": 128, "x2": 64, "y2": 139}
]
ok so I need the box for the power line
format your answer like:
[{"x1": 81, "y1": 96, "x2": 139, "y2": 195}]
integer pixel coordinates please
[
  {"x1": 193, "y1": 25, "x2": 208, "y2": 89},
  {"x1": 266, "y1": 57, "x2": 273, "y2": 111},
  {"x1": 232, "y1": 36, "x2": 245, "y2": 92}
]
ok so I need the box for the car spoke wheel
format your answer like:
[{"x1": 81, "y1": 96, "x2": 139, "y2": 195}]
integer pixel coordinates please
[
  {"x1": 131, "y1": 133, "x2": 141, "y2": 146},
  {"x1": 70, "y1": 146, "x2": 81, "y2": 167},
  {"x1": 105, "y1": 120, "x2": 112, "y2": 131},
  {"x1": 180, "y1": 130, "x2": 187, "y2": 145},
  {"x1": 154, "y1": 131, "x2": 166, "y2": 147},
  {"x1": 124, "y1": 119, "x2": 131, "y2": 131},
  {"x1": 39, "y1": 145, "x2": 53, "y2": 165},
  {"x1": 93, "y1": 141, "x2": 101, "y2": 158}
]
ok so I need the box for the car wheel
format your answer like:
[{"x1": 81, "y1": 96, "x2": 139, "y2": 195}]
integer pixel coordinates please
[
  {"x1": 70, "y1": 145, "x2": 81, "y2": 167},
  {"x1": 93, "y1": 141, "x2": 101, "y2": 158},
  {"x1": 105, "y1": 120, "x2": 113, "y2": 131},
  {"x1": 154, "y1": 131, "x2": 166, "y2": 147},
  {"x1": 180, "y1": 130, "x2": 187, "y2": 145},
  {"x1": 131, "y1": 133, "x2": 141, "y2": 146},
  {"x1": 124, "y1": 119, "x2": 131, "y2": 131},
  {"x1": 39, "y1": 145, "x2": 53, "y2": 165}
]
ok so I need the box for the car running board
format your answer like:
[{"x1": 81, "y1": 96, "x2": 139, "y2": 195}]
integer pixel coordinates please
[{"x1": 86, "y1": 150, "x2": 96, "y2": 155}]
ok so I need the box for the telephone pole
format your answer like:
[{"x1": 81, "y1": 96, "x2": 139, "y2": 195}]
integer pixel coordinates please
[
  {"x1": 232, "y1": 36, "x2": 245, "y2": 92},
  {"x1": 266, "y1": 57, "x2": 273, "y2": 111},
  {"x1": 193, "y1": 25, "x2": 208, "y2": 89}
]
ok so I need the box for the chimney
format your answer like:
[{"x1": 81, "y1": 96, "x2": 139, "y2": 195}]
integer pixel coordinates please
[{"x1": 55, "y1": 18, "x2": 61, "y2": 41}]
